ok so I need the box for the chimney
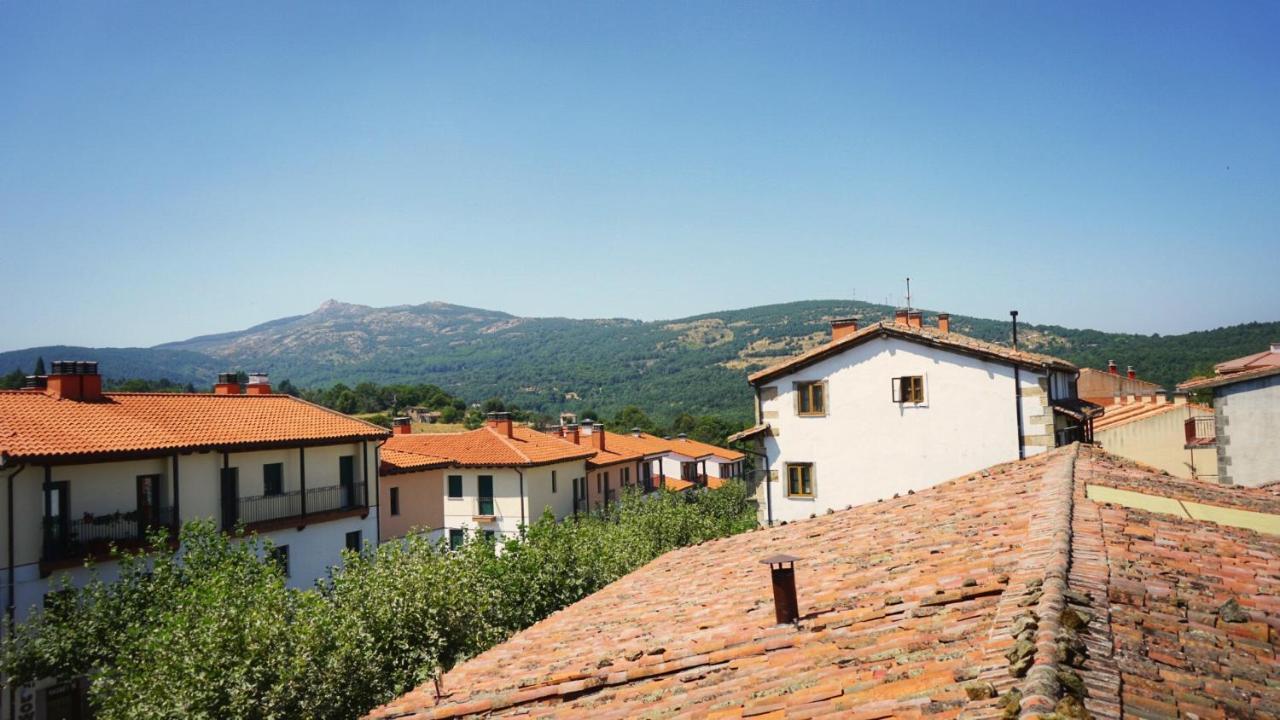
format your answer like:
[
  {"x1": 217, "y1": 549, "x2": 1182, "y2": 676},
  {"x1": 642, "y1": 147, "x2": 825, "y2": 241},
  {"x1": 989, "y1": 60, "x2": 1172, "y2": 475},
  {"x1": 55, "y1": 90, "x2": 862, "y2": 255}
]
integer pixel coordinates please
[
  {"x1": 894, "y1": 308, "x2": 909, "y2": 326},
  {"x1": 486, "y1": 412, "x2": 514, "y2": 438},
  {"x1": 907, "y1": 311, "x2": 923, "y2": 329},
  {"x1": 214, "y1": 372, "x2": 242, "y2": 395},
  {"x1": 23, "y1": 375, "x2": 47, "y2": 390},
  {"x1": 1127, "y1": 366, "x2": 1136, "y2": 380},
  {"x1": 581, "y1": 419, "x2": 595, "y2": 436},
  {"x1": 1010, "y1": 310, "x2": 1019, "y2": 350},
  {"x1": 1271, "y1": 342, "x2": 1280, "y2": 354},
  {"x1": 556, "y1": 424, "x2": 566, "y2": 438},
  {"x1": 937, "y1": 313, "x2": 950, "y2": 334},
  {"x1": 830, "y1": 317, "x2": 859, "y2": 342},
  {"x1": 631, "y1": 427, "x2": 643, "y2": 437},
  {"x1": 570, "y1": 423, "x2": 580, "y2": 444},
  {"x1": 45, "y1": 360, "x2": 102, "y2": 402},
  {"x1": 245, "y1": 372, "x2": 271, "y2": 395},
  {"x1": 1107, "y1": 360, "x2": 1118, "y2": 375},
  {"x1": 1173, "y1": 391, "x2": 1188, "y2": 406},
  {"x1": 392, "y1": 417, "x2": 412, "y2": 435},
  {"x1": 592, "y1": 423, "x2": 607, "y2": 451},
  {"x1": 761, "y1": 554, "x2": 800, "y2": 624}
]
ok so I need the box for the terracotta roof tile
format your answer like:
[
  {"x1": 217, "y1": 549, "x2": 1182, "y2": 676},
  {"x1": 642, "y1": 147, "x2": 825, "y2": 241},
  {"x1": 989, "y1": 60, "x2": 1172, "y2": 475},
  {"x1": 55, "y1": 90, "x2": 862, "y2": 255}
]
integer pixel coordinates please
[
  {"x1": 1091, "y1": 400, "x2": 1212, "y2": 432},
  {"x1": 1179, "y1": 362, "x2": 1280, "y2": 391},
  {"x1": 367, "y1": 445, "x2": 1280, "y2": 719},
  {"x1": 0, "y1": 390, "x2": 388, "y2": 462},
  {"x1": 381, "y1": 425, "x2": 593, "y2": 470},
  {"x1": 748, "y1": 322, "x2": 1076, "y2": 385}
]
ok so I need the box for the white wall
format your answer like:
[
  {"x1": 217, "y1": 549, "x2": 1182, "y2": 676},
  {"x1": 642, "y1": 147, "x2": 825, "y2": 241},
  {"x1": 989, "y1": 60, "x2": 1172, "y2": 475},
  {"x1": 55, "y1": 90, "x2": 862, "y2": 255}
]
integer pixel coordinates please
[
  {"x1": 1217, "y1": 374, "x2": 1280, "y2": 487},
  {"x1": 1095, "y1": 405, "x2": 1216, "y2": 480},
  {"x1": 758, "y1": 335, "x2": 1046, "y2": 523},
  {"x1": 441, "y1": 460, "x2": 585, "y2": 540}
]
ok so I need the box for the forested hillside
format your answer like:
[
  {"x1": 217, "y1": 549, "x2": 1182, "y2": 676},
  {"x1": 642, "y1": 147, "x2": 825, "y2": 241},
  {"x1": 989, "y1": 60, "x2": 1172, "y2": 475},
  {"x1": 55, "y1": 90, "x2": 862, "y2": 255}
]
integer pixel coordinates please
[{"x1": 2, "y1": 299, "x2": 1275, "y2": 424}]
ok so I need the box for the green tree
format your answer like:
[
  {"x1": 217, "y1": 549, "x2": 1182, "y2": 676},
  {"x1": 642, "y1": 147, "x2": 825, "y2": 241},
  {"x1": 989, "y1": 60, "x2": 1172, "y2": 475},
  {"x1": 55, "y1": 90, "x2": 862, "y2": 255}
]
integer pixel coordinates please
[
  {"x1": 33, "y1": 356, "x2": 45, "y2": 375},
  {"x1": 611, "y1": 406, "x2": 656, "y2": 434}
]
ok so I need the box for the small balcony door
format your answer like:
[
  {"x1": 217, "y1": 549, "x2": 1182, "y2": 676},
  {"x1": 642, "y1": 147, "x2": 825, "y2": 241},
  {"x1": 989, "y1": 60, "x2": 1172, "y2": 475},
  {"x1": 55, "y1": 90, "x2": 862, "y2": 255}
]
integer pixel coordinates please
[
  {"x1": 339, "y1": 455, "x2": 355, "y2": 508},
  {"x1": 477, "y1": 475, "x2": 494, "y2": 516},
  {"x1": 135, "y1": 474, "x2": 163, "y2": 537},
  {"x1": 220, "y1": 467, "x2": 239, "y2": 531},
  {"x1": 44, "y1": 480, "x2": 70, "y2": 553}
]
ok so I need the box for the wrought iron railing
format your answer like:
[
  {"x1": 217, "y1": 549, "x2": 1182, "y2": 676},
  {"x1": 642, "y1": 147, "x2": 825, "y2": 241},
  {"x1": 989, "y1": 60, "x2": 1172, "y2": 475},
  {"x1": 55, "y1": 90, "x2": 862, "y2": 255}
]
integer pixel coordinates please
[
  {"x1": 236, "y1": 482, "x2": 367, "y2": 526},
  {"x1": 44, "y1": 506, "x2": 175, "y2": 561}
]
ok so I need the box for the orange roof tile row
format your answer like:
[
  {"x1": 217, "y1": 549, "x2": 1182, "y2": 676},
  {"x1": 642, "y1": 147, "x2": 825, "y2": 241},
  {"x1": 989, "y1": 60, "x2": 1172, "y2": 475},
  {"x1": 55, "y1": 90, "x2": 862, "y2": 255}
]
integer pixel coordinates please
[
  {"x1": 380, "y1": 425, "x2": 595, "y2": 472},
  {"x1": 367, "y1": 445, "x2": 1280, "y2": 719},
  {"x1": 1179, "y1": 362, "x2": 1280, "y2": 391},
  {"x1": 1091, "y1": 399, "x2": 1211, "y2": 432},
  {"x1": 0, "y1": 391, "x2": 389, "y2": 462},
  {"x1": 748, "y1": 321, "x2": 1077, "y2": 385}
]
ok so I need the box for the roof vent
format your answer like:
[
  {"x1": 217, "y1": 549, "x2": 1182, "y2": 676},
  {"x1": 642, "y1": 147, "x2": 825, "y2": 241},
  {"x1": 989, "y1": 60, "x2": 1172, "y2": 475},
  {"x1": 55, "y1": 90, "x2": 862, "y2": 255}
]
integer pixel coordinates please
[
  {"x1": 677, "y1": 433, "x2": 688, "y2": 440},
  {"x1": 631, "y1": 427, "x2": 643, "y2": 436},
  {"x1": 23, "y1": 375, "x2": 47, "y2": 390},
  {"x1": 761, "y1": 554, "x2": 800, "y2": 624}
]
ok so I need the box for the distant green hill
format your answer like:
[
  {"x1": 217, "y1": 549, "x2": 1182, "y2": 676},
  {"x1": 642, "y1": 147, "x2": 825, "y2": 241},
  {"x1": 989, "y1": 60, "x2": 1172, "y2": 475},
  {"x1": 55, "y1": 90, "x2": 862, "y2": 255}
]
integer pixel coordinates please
[{"x1": 3, "y1": 299, "x2": 1275, "y2": 424}]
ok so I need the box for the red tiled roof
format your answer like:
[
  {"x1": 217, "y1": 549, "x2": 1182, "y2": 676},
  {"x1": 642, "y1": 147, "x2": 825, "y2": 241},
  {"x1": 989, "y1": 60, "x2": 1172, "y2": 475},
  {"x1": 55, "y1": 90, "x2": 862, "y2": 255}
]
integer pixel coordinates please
[
  {"x1": 380, "y1": 447, "x2": 452, "y2": 475},
  {"x1": 1179, "y1": 363, "x2": 1280, "y2": 391},
  {"x1": 1091, "y1": 399, "x2": 1212, "y2": 432},
  {"x1": 665, "y1": 436, "x2": 745, "y2": 461},
  {"x1": 1214, "y1": 347, "x2": 1280, "y2": 375},
  {"x1": 380, "y1": 425, "x2": 593, "y2": 470},
  {"x1": 367, "y1": 445, "x2": 1280, "y2": 719},
  {"x1": 748, "y1": 321, "x2": 1077, "y2": 385},
  {"x1": 0, "y1": 390, "x2": 389, "y2": 463}
]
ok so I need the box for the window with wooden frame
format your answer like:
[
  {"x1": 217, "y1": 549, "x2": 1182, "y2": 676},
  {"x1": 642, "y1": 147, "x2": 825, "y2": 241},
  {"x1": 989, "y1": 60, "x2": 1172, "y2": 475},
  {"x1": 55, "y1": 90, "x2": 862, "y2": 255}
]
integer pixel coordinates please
[
  {"x1": 795, "y1": 381, "x2": 826, "y2": 416},
  {"x1": 786, "y1": 463, "x2": 814, "y2": 498},
  {"x1": 892, "y1": 375, "x2": 925, "y2": 404}
]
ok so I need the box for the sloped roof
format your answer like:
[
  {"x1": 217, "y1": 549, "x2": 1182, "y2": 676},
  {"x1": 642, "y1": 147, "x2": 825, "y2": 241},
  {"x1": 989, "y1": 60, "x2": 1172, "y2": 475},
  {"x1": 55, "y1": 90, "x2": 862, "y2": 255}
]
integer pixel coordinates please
[
  {"x1": 1214, "y1": 347, "x2": 1280, "y2": 375},
  {"x1": 747, "y1": 321, "x2": 1077, "y2": 385},
  {"x1": 1092, "y1": 399, "x2": 1211, "y2": 433},
  {"x1": 366, "y1": 445, "x2": 1280, "y2": 719},
  {"x1": 380, "y1": 425, "x2": 594, "y2": 471},
  {"x1": 664, "y1": 435, "x2": 745, "y2": 461},
  {"x1": 379, "y1": 447, "x2": 452, "y2": 475},
  {"x1": 0, "y1": 390, "x2": 388, "y2": 463},
  {"x1": 1180, "y1": 363, "x2": 1280, "y2": 391}
]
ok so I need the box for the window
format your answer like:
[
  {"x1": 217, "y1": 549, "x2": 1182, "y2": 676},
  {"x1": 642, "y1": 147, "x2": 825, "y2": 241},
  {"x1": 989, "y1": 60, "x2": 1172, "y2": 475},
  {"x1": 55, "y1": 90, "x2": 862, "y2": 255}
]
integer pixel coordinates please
[
  {"x1": 551, "y1": 471, "x2": 557, "y2": 493},
  {"x1": 597, "y1": 475, "x2": 603, "y2": 493},
  {"x1": 786, "y1": 463, "x2": 814, "y2": 498},
  {"x1": 483, "y1": 530, "x2": 496, "y2": 542},
  {"x1": 796, "y1": 381, "x2": 826, "y2": 416},
  {"x1": 477, "y1": 475, "x2": 494, "y2": 516},
  {"x1": 389, "y1": 487, "x2": 400, "y2": 516},
  {"x1": 449, "y1": 528, "x2": 465, "y2": 550},
  {"x1": 345, "y1": 530, "x2": 362, "y2": 552},
  {"x1": 270, "y1": 545, "x2": 290, "y2": 577},
  {"x1": 621, "y1": 467, "x2": 631, "y2": 486},
  {"x1": 892, "y1": 376, "x2": 925, "y2": 404},
  {"x1": 447, "y1": 475, "x2": 463, "y2": 499},
  {"x1": 263, "y1": 463, "x2": 283, "y2": 496}
]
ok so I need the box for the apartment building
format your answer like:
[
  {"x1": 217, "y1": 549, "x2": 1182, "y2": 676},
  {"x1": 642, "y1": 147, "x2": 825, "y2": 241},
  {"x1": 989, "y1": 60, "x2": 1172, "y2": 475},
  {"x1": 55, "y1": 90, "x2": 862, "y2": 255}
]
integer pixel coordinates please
[
  {"x1": 1, "y1": 363, "x2": 388, "y2": 718},
  {"x1": 1179, "y1": 342, "x2": 1280, "y2": 487},
  {"x1": 378, "y1": 414, "x2": 592, "y2": 546},
  {"x1": 730, "y1": 311, "x2": 1097, "y2": 523}
]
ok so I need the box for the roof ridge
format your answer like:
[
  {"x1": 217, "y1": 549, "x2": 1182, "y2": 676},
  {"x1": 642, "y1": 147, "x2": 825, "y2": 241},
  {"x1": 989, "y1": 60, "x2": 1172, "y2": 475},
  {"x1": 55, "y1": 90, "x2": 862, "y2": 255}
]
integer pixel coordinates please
[
  {"x1": 281, "y1": 394, "x2": 393, "y2": 435},
  {"x1": 484, "y1": 425, "x2": 533, "y2": 464}
]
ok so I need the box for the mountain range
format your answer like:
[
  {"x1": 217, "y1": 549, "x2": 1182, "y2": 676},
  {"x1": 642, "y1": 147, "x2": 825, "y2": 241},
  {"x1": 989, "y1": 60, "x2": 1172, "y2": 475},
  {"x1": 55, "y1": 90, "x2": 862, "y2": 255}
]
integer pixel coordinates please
[{"x1": 3, "y1": 299, "x2": 1276, "y2": 423}]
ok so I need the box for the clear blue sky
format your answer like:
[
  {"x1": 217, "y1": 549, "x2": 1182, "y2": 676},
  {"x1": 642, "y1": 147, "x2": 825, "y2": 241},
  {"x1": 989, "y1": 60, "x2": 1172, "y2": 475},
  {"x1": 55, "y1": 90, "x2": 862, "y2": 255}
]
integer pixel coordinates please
[{"x1": 2, "y1": 1, "x2": 1277, "y2": 350}]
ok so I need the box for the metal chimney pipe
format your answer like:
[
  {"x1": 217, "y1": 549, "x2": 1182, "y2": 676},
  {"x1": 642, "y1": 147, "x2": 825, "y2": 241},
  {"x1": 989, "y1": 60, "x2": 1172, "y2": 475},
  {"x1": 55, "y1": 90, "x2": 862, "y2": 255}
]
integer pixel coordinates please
[
  {"x1": 1010, "y1": 310, "x2": 1019, "y2": 350},
  {"x1": 761, "y1": 554, "x2": 800, "y2": 624}
]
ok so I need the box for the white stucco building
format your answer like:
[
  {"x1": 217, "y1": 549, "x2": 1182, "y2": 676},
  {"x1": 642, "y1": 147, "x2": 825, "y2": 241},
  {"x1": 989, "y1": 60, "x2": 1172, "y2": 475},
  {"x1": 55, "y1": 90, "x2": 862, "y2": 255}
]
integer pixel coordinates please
[
  {"x1": 1, "y1": 364, "x2": 388, "y2": 718},
  {"x1": 730, "y1": 311, "x2": 1096, "y2": 524},
  {"x1": 1179, "y1": 343, "x2": 1280, "y2": 487}
]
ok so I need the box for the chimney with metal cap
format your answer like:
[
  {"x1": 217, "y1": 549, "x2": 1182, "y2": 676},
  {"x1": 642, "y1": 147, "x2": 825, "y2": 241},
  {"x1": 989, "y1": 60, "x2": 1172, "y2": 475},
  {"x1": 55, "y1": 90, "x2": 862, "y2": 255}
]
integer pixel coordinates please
[
  {"x1": 245, "y1": 372, "x2": 271, "y2": 395},
  {"x1": 907, "y1": 310, "x2": 923, "y2": 329},
  {"x1": 830, "y1": 317, "x2": 859, "y2": 341},
  {"x1": 214, "y1": 372, "x2": 242, "y2": 395},
  {"x1": 894, "y1": 308, "x2": 909, "y2": 326},
  {"x1": 392, "y1": 417, "x2": 412, "y2": 435},
  {"x1": 1107, "y1": 360, "x2": 1118, "y2": 375},
  {"x1": 45, "y1": 360, "x2": 102, "y2": 402},
  {"x1": 591, "y1": 422, "x2": 607, "y2": 451},
  {"x1": 1127, "y1": 366, "x2": 1136, "y2": 380},
  {"x1": 761, "y1": 554, "x2": 800, "y2": 624},
  {"x1": 486, "y1": 412, "x2": 514, "y2": 438}
]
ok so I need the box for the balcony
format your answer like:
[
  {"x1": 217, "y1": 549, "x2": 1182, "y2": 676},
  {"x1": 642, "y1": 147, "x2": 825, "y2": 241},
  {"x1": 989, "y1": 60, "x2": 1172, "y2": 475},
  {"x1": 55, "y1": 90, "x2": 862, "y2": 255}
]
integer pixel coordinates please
[
  {"x1": 473, "y1": 497, "x2": 496, "y2": 522},
  {"x1": 1185, "y1": 417, "x2": 1216, "y2": 448},
  {"x1": 44, "y1": 506, "x2": 176, "y2": 564},
  {"x1": 232, "y1": 482, "x2": 367, "y2": 530}
]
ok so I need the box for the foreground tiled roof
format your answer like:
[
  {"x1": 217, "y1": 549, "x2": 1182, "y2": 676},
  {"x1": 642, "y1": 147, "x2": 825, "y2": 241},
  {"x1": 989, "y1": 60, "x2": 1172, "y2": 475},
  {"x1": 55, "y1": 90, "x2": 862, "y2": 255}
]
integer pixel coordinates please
[
  {"x1": 748, "y1": 321, "x2": 1077, "y2": 385},
  {"x1": 367, "y1": 445, "x2": 1280, "y2": 719},
  {"x1": 0, "y1": 390, "x2": 389, "y2": 462},
  {"x1": 380, "y1": 425, "x2": 594, "y2": 470},
  {"x1": 1091, "y1": 399, "x2": 1211, "y2": 432}
]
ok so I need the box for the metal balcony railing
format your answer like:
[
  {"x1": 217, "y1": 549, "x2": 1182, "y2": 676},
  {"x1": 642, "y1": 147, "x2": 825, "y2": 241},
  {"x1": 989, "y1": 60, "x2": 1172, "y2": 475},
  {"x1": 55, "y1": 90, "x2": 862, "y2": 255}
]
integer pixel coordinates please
[
  {"x1": 44, "y1": 506, "x2": 175, "y2": 561},
  {"x1": 236, "y1": 482, "x2": 367, "y2": 526},
  {"x1": 1185, "y1": 417, "x2": 1216, "y2": 446}
]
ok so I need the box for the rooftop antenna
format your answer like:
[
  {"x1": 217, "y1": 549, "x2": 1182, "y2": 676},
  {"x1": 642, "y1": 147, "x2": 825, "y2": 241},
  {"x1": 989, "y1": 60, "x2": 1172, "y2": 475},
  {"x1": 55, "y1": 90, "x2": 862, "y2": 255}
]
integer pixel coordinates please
[{"x1": 905, "y1": 277, "x2": 912, "y2": 312}]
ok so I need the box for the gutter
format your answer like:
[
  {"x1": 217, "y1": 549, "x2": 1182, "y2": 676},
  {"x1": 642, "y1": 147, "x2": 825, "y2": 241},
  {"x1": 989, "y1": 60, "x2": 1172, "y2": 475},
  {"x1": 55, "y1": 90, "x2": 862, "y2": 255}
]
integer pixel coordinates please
[
  {"x1": 516, "y1": 468, "x2": 525, "y2": 528},
  {"x1": 733, "y1": 385, "x2": 774, "y2": 526},
  {"x1": 374, "y1": 438, "x2": 388, "y2": 544}
]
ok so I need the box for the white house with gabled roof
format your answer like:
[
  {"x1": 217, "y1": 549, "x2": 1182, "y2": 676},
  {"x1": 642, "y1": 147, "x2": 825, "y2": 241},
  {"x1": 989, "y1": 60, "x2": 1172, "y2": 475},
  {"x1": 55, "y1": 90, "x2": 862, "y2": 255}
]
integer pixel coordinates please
[{"x1": 730, "y1": 310, "x2": 1097, "y2": 524}]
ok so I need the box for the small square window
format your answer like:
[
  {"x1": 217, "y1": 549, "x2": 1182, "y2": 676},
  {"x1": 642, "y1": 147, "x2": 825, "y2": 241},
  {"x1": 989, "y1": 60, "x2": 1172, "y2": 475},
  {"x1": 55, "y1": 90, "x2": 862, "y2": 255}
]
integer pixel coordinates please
[
  {"x1": 786, "y1": 464, "x2": 814, "y2": 498},
  {"x1": 796, "y1": 382, "x2": 826, "y2": 416},
  {"x1": 389, "y1": 487, "x2": 400, "y2": 516},
  {"x1": 447, "y1": 475, "x2": 463, "y2": 499},
  {"x1": 449, "y1": 528, "x2": 465, "y2": 550}
]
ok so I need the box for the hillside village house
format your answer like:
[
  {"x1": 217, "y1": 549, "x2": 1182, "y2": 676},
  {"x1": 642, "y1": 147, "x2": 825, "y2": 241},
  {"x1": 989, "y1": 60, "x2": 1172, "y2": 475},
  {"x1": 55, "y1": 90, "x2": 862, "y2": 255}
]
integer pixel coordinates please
[
  {"x1": 1179, "y1": 342, "x2": 1280, "y2": 487},
  {"x1": 367, "y1": 444, "x2": 1280, "y2": 719},
  {"x1": 377, "y1": 414, "x2": 593, "y2": 546},
  {"x1": 0, "y1": 363, "x2": 387, "y2": 718},
  {"x1": 729, "y1": 310, "x2": 1098, "y2": 523},
  {"x1": 1077, "y1": 361, "x2": 1163, "y2": 405}
]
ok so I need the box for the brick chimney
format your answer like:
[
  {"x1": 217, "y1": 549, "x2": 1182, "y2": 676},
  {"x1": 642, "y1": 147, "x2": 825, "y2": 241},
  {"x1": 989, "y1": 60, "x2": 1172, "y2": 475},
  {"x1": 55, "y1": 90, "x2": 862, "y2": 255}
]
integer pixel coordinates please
[
  {"x1": 45, "y1": 360, "x2": 103, "y2": 402},
  {"x1": 937, "y1": 313, "x2": 950, "y2": 333},
  {"x1": 894, "y1": 308, "x2": 909, "y2": 326},
  {"x1": 1127, "y1": 366, "x2": 1136, "y2": 380},
  {"x1": 1107, "y1": 360, "x2": 1118, "y2": 375},
  {"x1": 830, "y1": 317, "x2": 859, "y2": 342},
  {"x1": 591, "y1": 423, "x2": 607, "y2": 451},
  {"x1": 245, "y1": 372, "x2": 271, "y2": 395},
  {"x1": 569, "y1": 424, "x2": 580, "y2": 444},
  {"x1": 214, "y1": 372, "x2": 242, "y2": 395},
  {"x1": 392, "y1": 417, "x2": 412, "y2": 435},
  {"x1": 487, "y1": 412, "x2": 514, "y2": 438},
  {"x1": 907, "y1": 311, "x2": 923, "y2": 329}
]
